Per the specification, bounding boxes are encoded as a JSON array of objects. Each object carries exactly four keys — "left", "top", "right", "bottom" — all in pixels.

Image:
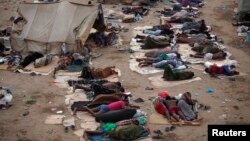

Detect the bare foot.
[{"left": 72, "top": 84, "right": 77, "bottom": 92}]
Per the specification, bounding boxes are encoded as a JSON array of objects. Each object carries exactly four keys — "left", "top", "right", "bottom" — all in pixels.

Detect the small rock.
[
  {"left": 145, "top": 86, "right": 154, "bottom": 90},
  {"left": 22, "top": 111, "right": 30, "bottom": 116},
  {"left": 237, "top": 97, "right": 245, "bottom": 101},
  {"left": 240, "top": 117, "right": 244, "bottom": 120},
  {"left": 233, "top": 105, "right": 239, "bottom": 110}
]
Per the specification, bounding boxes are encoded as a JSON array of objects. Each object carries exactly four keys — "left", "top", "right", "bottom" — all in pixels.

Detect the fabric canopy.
[
  {"left": 238, "top": 0, "right": 250, "bottom": 13},
  {"left": 11, "top": 0, "right": 104, "bottom": 54},
  {"left": 18, "top": 1, "right": 98, "bottom": 44}
]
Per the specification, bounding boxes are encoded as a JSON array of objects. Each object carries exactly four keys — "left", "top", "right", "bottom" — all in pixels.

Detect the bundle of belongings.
[
  {"left": 122, "top": 6, "right": 149, "bottom": 23},
  {"left": 153, "top": 91, "right": 204, "bottom": 125},
  {"left": 88, "top": 26, "right": 119, "bottom": 48},
  {"left": 66, "top": 74, "right": 149, "bottom": 140},
  {"left": 0, "top": 87, "right": 13, "bottom": 109}
]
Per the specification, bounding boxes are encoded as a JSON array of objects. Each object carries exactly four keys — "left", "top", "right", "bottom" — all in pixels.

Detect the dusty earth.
[{"left": 0, "top": 0, "right": 250, "bottom": 141}]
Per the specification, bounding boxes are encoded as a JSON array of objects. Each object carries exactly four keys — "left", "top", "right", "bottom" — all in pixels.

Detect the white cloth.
[
  {"left": 0, "top": 94, "right": 13, "bottom": 106},
  {"left": 174, "top": 93, "right": 183, "bottom": 100},
  {"left": 204, "top": 53, "right": 213, "bottom": 61}
]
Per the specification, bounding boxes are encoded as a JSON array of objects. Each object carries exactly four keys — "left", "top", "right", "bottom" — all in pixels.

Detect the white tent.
[
  {"left": 11, "top": 0, "right": 104, "bottom": 54},
  {"left": 236, "top": 0, "right": 250, "bottom": 23}
]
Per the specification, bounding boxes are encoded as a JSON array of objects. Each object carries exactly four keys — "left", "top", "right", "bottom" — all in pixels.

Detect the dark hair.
[
  {"left": 120, "top": 87, "right": 125, "bottom": 92},
  {"left": 165, "top": 96, "right": 171, "bottom": 100},
  {"left": 176, "top": 53, "right": 181, "bottom": 59},
  {"left": 205, "top": 68, "right": 209, "bottom": 73},
  {"left": 116, "top": 82, "right": 122, "bottom": 87},
  {"left": 223, "top": 52, "right": 227, "bottom": 58},
  {"left": 88, "top": 1, "right": 92, "bottom": 4},
  {"left": 231, "top": 65, "right": 236, "bottom": 69}
]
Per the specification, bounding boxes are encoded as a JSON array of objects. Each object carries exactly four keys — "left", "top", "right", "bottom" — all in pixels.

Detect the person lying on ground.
[
  {"left": 82, "top": 100, "right": 140, "bottom": 117},
  {"left": 137, "top": 35, "right": 171, "bottom": 43},
  {"left": 73, "top": 81, "right": 125, "bottom": 96},
  {"left": 163, "top": 99, "right": 186, "bottom": 122},
  {"left": 83, "top": 123, "right": 149, "bottom": 141},
  {"left": 163, "top": 64, "right": 194, "bottom": 81},
  {"left": 136, "top": 53, "right": 182, "bottom": 68},
  {"left": 153, "top": 96, "right": 171, "bottom": 120},
  {"left": 144, "top": 47, "right": 177, "bottom": 58},
  {"left": 205, "top": 64, "right": 239, "bottom": 77},
  {"left": 176, "top": 92, "right": 201, "bottom": 121},
  {"left": 177, "top": 35, "right": 209, "bottom": 44},
  {"left": 53, "top": 53, "right": 73, "bottom": 78},
  {"left": 0, "top": 42, "right": 6, "bottom": 57},
  {"left": 190, "top": 51, "right": 227, "bottom": 61},
  {"left": 72, "top": 93, "right": 132, "bottom": 115},
  {"left": 190, "top": 42, "right": 222, "bottom": 55},
  {"left": 0, "top": 87, "right": 13, "bottom": 109},
  {"left": 142, "top": 22, "right": 174, "bottom": 36},
  {"left": 16, "top": 52, "right": 44, "bottom": 69},
  {"left": 168, "top": 17, "right": 194, "bottom": 24}
]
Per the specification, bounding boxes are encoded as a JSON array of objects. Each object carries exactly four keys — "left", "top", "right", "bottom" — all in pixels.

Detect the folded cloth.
[{"left": 34, "top": 54, "right": 53, "bottom": 68}]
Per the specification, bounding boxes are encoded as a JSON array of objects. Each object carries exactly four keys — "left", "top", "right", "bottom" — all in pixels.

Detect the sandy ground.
[{"left": 0, "top": 0, "right": 250, "bottom": 141}]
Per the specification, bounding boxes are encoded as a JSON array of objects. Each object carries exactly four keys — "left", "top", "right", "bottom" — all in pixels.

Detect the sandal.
[
  {"left": 153, "top": 130, "right": 163, "bottom": 135},
  {"left": 64, "top": 127, "right": 69, "bottom": 133},
  {"left": 71, "top": 125, "right": 75, "bottom": 131},
  {"left": 152, "top": 135, "right": 164, "bottom": 139}
]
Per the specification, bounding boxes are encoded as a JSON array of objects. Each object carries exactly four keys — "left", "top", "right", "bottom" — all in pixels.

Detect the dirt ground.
[{"left": 0, "top": 0, "right": 250, "bottom": 141}]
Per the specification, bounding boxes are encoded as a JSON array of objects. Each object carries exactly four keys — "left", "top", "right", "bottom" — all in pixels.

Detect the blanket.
[
  {"left": 148, "top": 75, "right": 202, "bottom": 88},
  {"left": 20, "top": 56, "right": 59, "bottom": 75}
]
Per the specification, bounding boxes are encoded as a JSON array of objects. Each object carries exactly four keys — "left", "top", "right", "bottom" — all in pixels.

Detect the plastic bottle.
[{"left": 61, "top": 42, "right": 67, "bottom": 55}]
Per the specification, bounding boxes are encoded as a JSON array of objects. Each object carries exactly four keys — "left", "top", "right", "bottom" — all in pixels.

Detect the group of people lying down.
[
  {"left": 154, "top": 91, "right": 202, "bottom": 122},
  {"left": 68, "top": 75, "right": 150, "bottom": 140}
]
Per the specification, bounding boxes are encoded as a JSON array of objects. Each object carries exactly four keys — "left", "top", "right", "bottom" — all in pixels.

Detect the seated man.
[
  {"left": 83, "top": 100, "right": 140, "bottom": 117},
  {"left": 205, "top": 64, "right": 239, "bottom": 76}
]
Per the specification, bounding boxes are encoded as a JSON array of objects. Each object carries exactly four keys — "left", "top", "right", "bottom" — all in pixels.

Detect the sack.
[{"left": 34, "top": 54, "right": 53, "bottom": 68}]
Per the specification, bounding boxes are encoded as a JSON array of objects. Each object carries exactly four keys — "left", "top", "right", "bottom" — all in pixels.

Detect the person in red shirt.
[
  {"left": 205, "top": 64, "right": 239, "bottom": 77},
  {"left": 84, "top": 100, "right": 140, "bottom": 117}
]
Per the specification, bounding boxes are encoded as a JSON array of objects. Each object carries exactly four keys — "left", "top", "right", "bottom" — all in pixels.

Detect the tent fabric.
[
  {"left": 236, "top": 0, "right": 250, "bottom": 22},
  {"left": 18, "top": 1, "right": 97, "bottom": 43},
  {"left": 238, "top": 0, "right": 250, "bottom": 12},
  {"left": 11, "top": 1, "right": 103, "bottom": 54}
]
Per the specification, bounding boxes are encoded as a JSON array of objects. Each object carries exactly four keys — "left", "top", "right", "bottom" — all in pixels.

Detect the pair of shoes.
[
  {"left": 145, "top": 86, "right": 154, "bottom": 90},
  {"left": 152, "top": 135, "right": 164, "bottom": 139},
  {"left": 64, "top": 125, "right": 75, "bottom": 133},
  {"left": 134, "top": 98, "right": 144, "bottom": 103},
  {"left": 165, "top": 125, "right": 176, "bottom": 132},
  {"left": 153, "top": 130, "right": 163, "bottom": 135}
]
